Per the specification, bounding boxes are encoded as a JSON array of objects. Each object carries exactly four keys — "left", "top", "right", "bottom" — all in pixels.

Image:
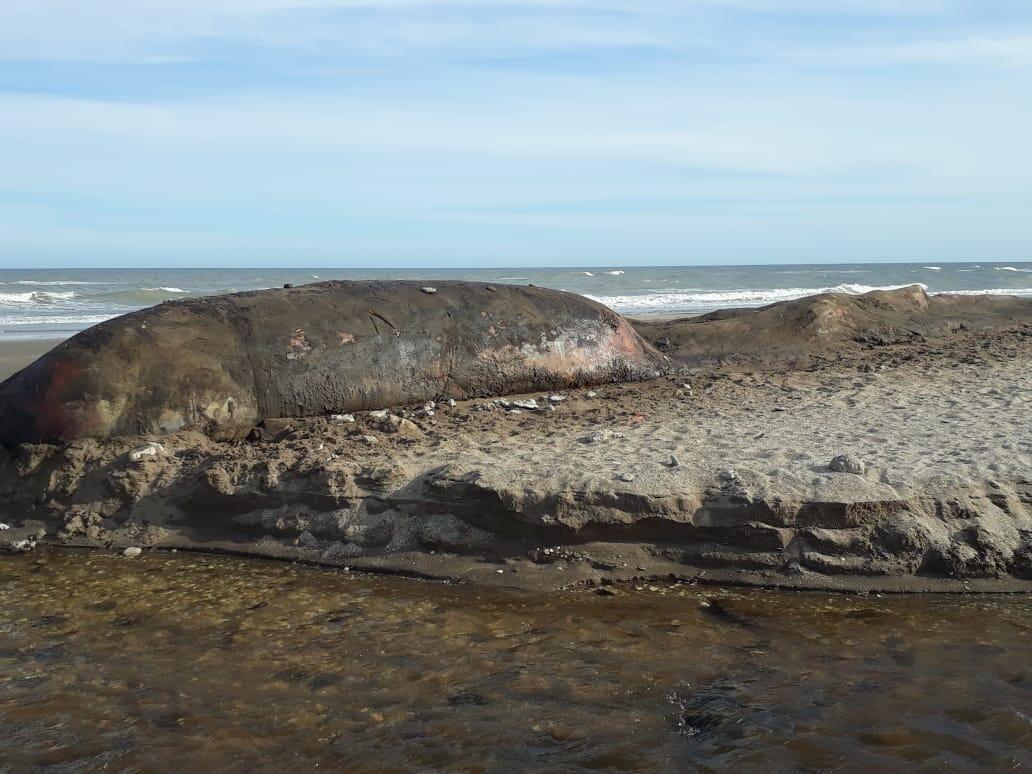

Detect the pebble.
[
  {"left": 586, "top": 391, "right": 598, "bottom": 398},
  {"left": 330, "top": 414, "right": 355, "bottom": 423},
  {"left": 0, "top": 522, "right": 10, "bottom": 531},
  {"left": 668, "top": 454, "right": 681, "bottom": 468},
  {"left": 358, "top": 435, "right": 379, "bottom": 444},
  {"left": 501, "top": 398, "right": 538, "bottom": 410},
  {"left": 128, "top": 442, "right": 164, "bottom": 462},
  {"left": 548, "top": 395, "right": 566, "bottom": 403},
  {"left": 447, "top": 399, "right": 456, "bottom": 407},
  {"left": 123, "top": 546, "right": 143, "bottom": 558},
  {"left": 829, "top": 454, "right": 865, "bottom": 475},
  {"left": 718, "top": 468, "right": 738, "bottom": 482},
  {"left": 368, "top": 409, "right": 389, "bottom": 419},
  {"left": 581, "top": 428, "right": 625, "bottom": 444},
  {"left": 10, "top": 538, "right": 35, "bottom": 553},
  {"left": 420, "top": 286, "right": 437, "bottom": 294},
  {"left": 619, "top": 472, "right": 636, "bottom": 482}
]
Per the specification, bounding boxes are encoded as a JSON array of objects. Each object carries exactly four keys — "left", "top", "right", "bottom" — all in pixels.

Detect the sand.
[
  {"left": 1, "top": 287, "right": 1030, "bottom": 592},
  {"left": 0, "top": 339, "right": 52, "bottom": 380}
]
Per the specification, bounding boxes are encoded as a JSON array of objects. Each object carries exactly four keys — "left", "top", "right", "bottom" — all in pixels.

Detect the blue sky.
[{"left": 1, "top": 0, "right": 1031, "bottom": 268}]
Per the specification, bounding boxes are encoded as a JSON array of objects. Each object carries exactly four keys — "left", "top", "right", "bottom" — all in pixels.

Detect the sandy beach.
[
  {"left": 0, "top": 338, "right": 52, "bottom": 381},
  {"left": 2, "top": 285, "right": 1029, "bottom": 592}
]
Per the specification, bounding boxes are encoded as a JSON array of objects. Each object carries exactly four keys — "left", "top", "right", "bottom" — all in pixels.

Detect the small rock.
[
  {"left": 681, "top": 383, "right": 693, "bottom": 393},
  {"left": 586, "top": 391, "right": 597, "bottom": 398},
  {"left": 619, "top": 472, "right": 636, "bottom": 482},
  {"left": 486, "top": 285, "right": 496, "bottom": 292},
  {"left": 9, "top": 538, "right": 35, "bottom": 553},
  {"left": 548, "top": 395, "right": 566, "bottom": 403},
  {"left": 128, "top": 442, "right": 164, "bottom": 463},
  {"left": 296, "top": 530, "right": 320, "bottom": 549},
  {"left": 829, "top": 454, "right": 865, "bottom": 475},
  {"left": 368, "top": 409, "right": 389, "bottom": 419},
  {"left": 358, "top": 435, "right": 379, "bottom": 445},
  {"left": 420, "top": 286, "right": 437, "bottom": 295},
  {"left": 123, "top": 546, "right": 143, "bottom": 558},
  {"left": 0, "top": 522, "right": 10, "bottom": 531},
  {"left": 501, "top": 398, "right": 538, "bottom": 410},
  {"left": 667, "top": 454, "right": 681, "bottom": 468},
  {"left": 330, "top": 413, "right": 355, "bottom": 423},
  {"left": 718, "top": 468, "right": 738, "bottom": 482},
  {"left": 447, "top": 398, "right": 456, "bottom": 407},
  {"left": 595, "top": 587, "right": 617, "bottom": 597},
  {"left": 581, "top": 428, "right": 625, "bottom": 444},
  {"left": 283, "top": 283, "right": 293, "bottom": 289},
  {"left": 507, "top": 409, "right": 522, "bottom": 415},
  {"left": 393, "top": 417, "right": 422, "bottom": 438}
]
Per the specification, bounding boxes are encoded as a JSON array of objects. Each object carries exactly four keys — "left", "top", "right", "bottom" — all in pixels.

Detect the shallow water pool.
[{"left": 1, "top": 549, "right": 1029, "bottom": 771}]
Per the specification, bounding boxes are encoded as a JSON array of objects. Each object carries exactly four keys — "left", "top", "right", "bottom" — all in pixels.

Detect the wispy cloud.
[{"left": 1, "top": 0, "right": 1031, "bottom": 265}]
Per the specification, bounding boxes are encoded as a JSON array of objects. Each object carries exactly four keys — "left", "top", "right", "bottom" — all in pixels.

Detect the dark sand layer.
[{"left": 2, "top": 286, "right": 1031, "bottom": 592}]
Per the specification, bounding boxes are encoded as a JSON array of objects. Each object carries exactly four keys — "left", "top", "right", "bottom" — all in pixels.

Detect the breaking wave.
[{"left": 0, "top": 290, "right": 78, "bottom": 304}]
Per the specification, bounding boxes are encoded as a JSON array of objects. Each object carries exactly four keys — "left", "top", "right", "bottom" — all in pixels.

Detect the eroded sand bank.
[{"left": 1, "top": 287, "right": 1030, "bottom": 592}]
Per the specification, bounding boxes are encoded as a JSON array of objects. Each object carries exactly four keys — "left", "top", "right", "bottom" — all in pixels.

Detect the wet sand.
[{"left": 0, "top": 339, "right": 51, "bottom": 380}]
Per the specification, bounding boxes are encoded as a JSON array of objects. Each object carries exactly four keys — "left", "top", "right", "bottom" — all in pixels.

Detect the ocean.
[{"left": 1, "top": 262, "right": 1030, "bottom": 340}]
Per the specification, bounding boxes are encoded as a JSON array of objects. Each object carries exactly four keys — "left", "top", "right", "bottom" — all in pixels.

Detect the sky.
[{"left": 1, "top": 1, "right": 1031, "bottom": 268}]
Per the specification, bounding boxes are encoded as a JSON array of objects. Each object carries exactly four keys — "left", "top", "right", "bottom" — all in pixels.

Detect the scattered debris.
[
  {"left": 128, "top": 442, "right": 164, "bottom": 463},
  {"left": 829, "top": 454, "right": 865, "bottom": 475},
  {"left": 499, "top": 398, "right": 539, "bottom": 410},
  {"left": 581, "top": 428, "right": 625, "bottom": 444}
]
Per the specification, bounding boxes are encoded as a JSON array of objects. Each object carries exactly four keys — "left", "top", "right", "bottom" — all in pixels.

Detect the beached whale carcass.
[{"left": 0, "top": 280, "right": 664, "bottom": 445}]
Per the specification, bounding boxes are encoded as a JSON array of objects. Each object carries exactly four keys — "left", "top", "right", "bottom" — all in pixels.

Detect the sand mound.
[{"left": 633, "top": 285, "right": 1032, "bottom": 367}]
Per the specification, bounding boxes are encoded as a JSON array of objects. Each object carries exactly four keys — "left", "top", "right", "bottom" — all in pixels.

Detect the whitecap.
[{"left": 0, "top": 290, "right": 77, "bottom": 304}]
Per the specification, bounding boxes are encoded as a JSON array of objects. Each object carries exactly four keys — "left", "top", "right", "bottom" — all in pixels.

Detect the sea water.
[{"left": 1, "top": 262, "right": 1030, "bottom": 339}]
